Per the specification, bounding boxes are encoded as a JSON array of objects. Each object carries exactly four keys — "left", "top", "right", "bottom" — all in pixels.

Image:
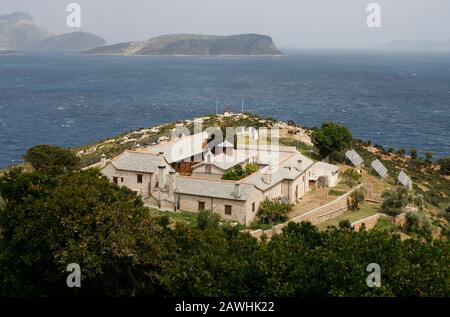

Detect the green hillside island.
[
  {"left": 0, "top": 11, "right": 105, "bottom": 50},
  {"left": 81, "top": 33, "right": 284, "bottom": 56},
  {"left": 0, "top": 113, "right": 449, "bottom": 296}
]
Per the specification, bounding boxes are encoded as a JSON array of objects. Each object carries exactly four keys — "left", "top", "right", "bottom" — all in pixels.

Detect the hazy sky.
[{"left": 2, "top": 0, "right": 450, "bottom": 48}]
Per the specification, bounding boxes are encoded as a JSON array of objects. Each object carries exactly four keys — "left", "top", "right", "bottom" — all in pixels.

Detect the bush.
[
  {"left": 341, "top": 169, "right": 361, "bottom": 187},
  {"left": 381, "top": 186, "right": 413, "bottom": 215},
  {"left": 424, "top": 151, "right": 433, "bottom": 162},
  {"left": 396, "top": 148, "right": 406, "bottom": 156},
  {"left": 196, "top": 209, "right": 221, "bottom": 230},
  {"left": 257, "top": 198, "right": 293, "bottom": 224},
  {"left": 311, "top": 122, "right": 352, "bottom": 158},
  {"left": 24, "top": 144, "right": 80, "bottom": 171},
  {"left": 222, "top": 163, "right": 259, "bottom": 180},
  {"left": 410, "top": 149, "right": 418, "bottom": 159},
  {"left": 405, "top": 211, "right": 432, "bottom": 237},
  {"left": 438, "top": 157, "right": 450, "bottom": 175},
  {"left": 349, "top": 187, "right": 366, "bottom": 210}
]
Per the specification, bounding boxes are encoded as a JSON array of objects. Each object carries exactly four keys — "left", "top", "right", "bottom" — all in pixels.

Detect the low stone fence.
[{"left": 250, "top": 185, "right": 363, "bottom": 239}]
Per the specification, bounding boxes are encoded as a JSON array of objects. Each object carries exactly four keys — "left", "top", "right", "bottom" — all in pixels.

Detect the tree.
[
  {"left": 311, "top": 122, "right": 352, "bottom": 158},
  {"left": 350, "top": 187, "right": 366, "bottom": 210},
  {"left": 197, "top": 209, "right": 221, "bottom": 230},
  {"left": 387, "top": 147, "right": 395, "bottom": 154},
  {"left": 24, "top": 144, "right": 80, "bottom": 171},
  {"left": 0, "top": 167, "right": 161, "bottom": 296},
  {"left": 257, "top": 198, "right": 293, "bottom": 224},
  {"left": 405, "top": 211, "right": 432, "bottom": 238},
  {"left": 438, "top": 157, "right": 450, "bottom": 175},
  {"left": 396, "top": 148, "right": 406, "bottom": 156},
  {"left": 381, "top": 186, "right": 413, "bottom": 215},
  {"left": 424, "top": 151, "right": 433, "bottom": 162},
  {"left": 410, "top": 149, "right": 417, "bottom": 159}
]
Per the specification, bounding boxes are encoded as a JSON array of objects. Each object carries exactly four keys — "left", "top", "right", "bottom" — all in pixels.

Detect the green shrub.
[
  {"left": 24, "top": 144, "right": 80, "bottom": 171},
  {"left": 438, "top": 157, "right": 450, "bottom": 175},
  {"left": 341, "top": 169, "right": 361, "bottom": 187},
  {"left": 405, "top": 211, "right": 432, "bottom": 237},
  {"left": 329, "top": 189, "right": 346, "bottom": 196},
  {"left": 196, "top": 209, "right": 221, "bottom": 230},
  {"left": 350, "top": 187, "right": 366, "bottom": 210},
  {"left": 257, "top": 198, "right": 293, "bottom": 224},
  {"left": 381, "top": 186, "right": 413, "bottom": 215}
]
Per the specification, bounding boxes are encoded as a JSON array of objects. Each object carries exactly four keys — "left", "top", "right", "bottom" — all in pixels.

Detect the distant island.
[
  {"left": 380, "top": 39, "right": 450, "bottom": 51},
  {"left": 0, "top": 49, "right": 18, "bottom": 55},
  {"left": 81, "top": 34, "right": 284, "bottom": 56},
  {"left": 0, "top": 11, "right": 105, "bottom": 50}
]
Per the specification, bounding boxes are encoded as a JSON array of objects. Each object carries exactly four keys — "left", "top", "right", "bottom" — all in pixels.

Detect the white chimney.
[
  {"left": 158, "top": 165, "right": 166, "bottom": 189},
  {"left": 168, "top": 170, "right": 176, "bottom": 196},
  {"left": 100, "top": 154, "right": 106, "bottom": 167},
  {"left": 297, "top": 159, "right": 303, "bottom": 171},
  {"left": 233, "top": 182, "right": 241, "bottom": 198},
  {"left": 262, "top": 167, "right": 272, "bottom": 184}
]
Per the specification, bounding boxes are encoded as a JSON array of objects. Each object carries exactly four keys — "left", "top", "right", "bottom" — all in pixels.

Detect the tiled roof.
[
  {"left": 243, "top": 152, "right": 314, "bottom": 191},
  {"left": 144, "top": 131, "right": 208, "bottom": 163},
  {"left": 175, "top": 177, "right": 254, "bottom": 201},
  {"left": 110, "top": 151, "right": 164, "bottom": 173}
]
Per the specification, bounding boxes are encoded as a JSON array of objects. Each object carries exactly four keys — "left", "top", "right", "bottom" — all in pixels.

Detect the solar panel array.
[
  {"left": 398, "top": 171, "right": 413, "bottom": 189},
  {"left": 371, "top": 159, "right": 388, "bottom": 178},
  {"left": 345, "top": 150, "right": 363, "bottom": 166}
]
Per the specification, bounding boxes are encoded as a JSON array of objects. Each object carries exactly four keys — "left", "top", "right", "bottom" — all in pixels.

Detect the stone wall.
[{"left": 250, "top": 185, "right": 362, "bottom": 238}]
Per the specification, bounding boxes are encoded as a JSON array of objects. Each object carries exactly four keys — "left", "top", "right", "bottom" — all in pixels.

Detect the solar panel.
[
  {"left": 345, "top": 150, "right": 363, "bottom": 166},
  {"left": 397, "top": 171, "right": 413, "bottom": 189},
  {"left": 371, "top": 159, "right": 388, "bottom": 178}
]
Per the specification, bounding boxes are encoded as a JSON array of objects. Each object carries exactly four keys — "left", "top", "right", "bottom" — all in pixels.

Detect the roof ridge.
[{"left": 177, "top": 174, "right": 254, "bottom": 186}]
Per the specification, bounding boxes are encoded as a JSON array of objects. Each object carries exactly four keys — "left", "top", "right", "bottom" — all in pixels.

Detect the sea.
[{"left": 0, "top": 49, "right": 449, "bottom": 168}]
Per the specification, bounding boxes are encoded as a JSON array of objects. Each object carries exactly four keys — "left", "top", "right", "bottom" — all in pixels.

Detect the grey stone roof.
[
  {"left": 243, "top": 152, "right": 314, "bottom": 191},
  {"left": 175, "top": 177, "right": 254, "bottom": 201},
  {"left": 313, "top": 161, "right": 340, "bottom": 174},
  {"left": 145, "top": 131, "right": 208, "bottom": 163},
  {"left": 111, "top": 151, "right": 164, "bottom": 173}
]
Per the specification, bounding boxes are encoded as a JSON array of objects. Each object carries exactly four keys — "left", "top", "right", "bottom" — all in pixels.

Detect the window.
[
  {"left": 225, "top": 205, "right": 232, "bottom": 215},
  {"left": 121, "top": 178, "right": 124, "bottom": 183},
  {"left": 113, "top": 177, "right": 118, "bottom": 184},
  {"left": 137, "top": 174, "right": 143, "bottom": 183},
  {"left": 198, "top": 201, "right": 205, "bottom": 211},
  {"left": 252, "top": 202, "right": 256, "bottom": 212},
  {"left": 205, "top": 165, "right": 212, "bottom": 174}
]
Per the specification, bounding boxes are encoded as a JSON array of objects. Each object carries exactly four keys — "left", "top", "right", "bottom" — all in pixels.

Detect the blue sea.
[{"left": 0, "top": 49, "right": 449, "bottom": 168}]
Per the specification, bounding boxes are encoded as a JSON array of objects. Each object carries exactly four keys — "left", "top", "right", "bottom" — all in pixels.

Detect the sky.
[{"left": 1, "top": 0, "right": 450, "bottom": 48}]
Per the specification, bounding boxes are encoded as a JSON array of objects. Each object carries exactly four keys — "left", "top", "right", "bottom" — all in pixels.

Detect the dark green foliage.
[
  {"left": 438, "top": 157, "right": 450, "bottom": 175},
  {"left": 404, "top": 211, "right": 432, "bottom": 238},
  {"left": 311, "top": 122, "right": 352, "bottom": 158},
  {"left": 350, "top": 187, "right": 366, "bottom": 210},
  {"left": 410, "top": 149, "right": 418, "bottom": 159},
  {"left": 396, "top": 148, "right": 406, "bottom": 156},
  {"left": 0, "top": 167, "right": 162, "bottom": 296},
  {"left": 341, "top": 169, "right": 362, "bottom": 187},
  {"left": 381, "top": 186, "right": 413, "bottom": 215},
  {"left": 424, "top": 151, "right": 433, "bottom": 162},
  {"left": 24, "top": 144, "right": 80, "bottom": 171},
  {"left": 222, "top": 163, "right": 259, "bottom": 180},
  {"left": 196, "top": 209, "right": 221, "bottom": 231},
  {"left": 256, "top": 198, "right": 293, "bottom": 224},
  {"left": 222, "top": 165, "right": 245, "bottom": 180}
]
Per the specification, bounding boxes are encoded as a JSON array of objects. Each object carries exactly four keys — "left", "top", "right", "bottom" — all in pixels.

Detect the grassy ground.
[
  {"left": 149, "top": 209, "right": 198, "bottom": 227},
  {"left": 317, "top": 202, "right": 381, "bottom": 230}
]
